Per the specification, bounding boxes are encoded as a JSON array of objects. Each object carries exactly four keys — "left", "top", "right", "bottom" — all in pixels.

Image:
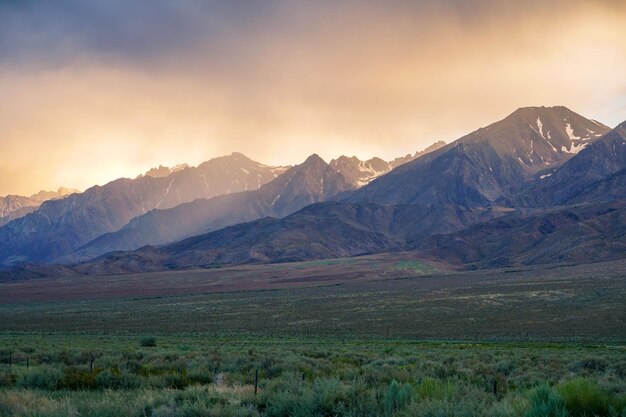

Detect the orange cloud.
[{"left": 0, "top": 0, "right": 624, "bottom": 194}]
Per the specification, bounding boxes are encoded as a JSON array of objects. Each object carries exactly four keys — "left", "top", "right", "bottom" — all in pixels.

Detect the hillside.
[{"left": 416, "top": 200, "right": 626, "bottom": 268}]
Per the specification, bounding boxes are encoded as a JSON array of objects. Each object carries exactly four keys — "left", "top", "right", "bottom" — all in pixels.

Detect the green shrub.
[
  {"left": 571, "top": 358, "right": 608, "bottom": 374},
  {"left": 62, "top": 367, "right": 98, "bottom": 390},
  {"left": 139, "top": 337, "right": 157, "bottom": 347},
  {"left": 557, "top": 378, "right": 611, "bottom": 417},
  {"left": 614, "top": 361, "right": 626, "bottom": 379},
  {"left": 384, "top": 380, "right": 413, "bottom": 415},
  {"left": 162, "top": 372, "right": 189, "bottom": 389},
  {"left": 525, "top": 385, "right": 568, "bottom": 417},
  {"left": 0, "top": 371, "right": 16, "bottom": 387},
  {"left": 345, "top": 378, "right": 379, "bottom": 417},
  {"left": 308, "top": 377, "right": 349, "bottom": 416},
  {"left": 264, "top": 378, "right": 349, "bottom": 417},
  {"left": 96, "top": 368, "right": 140, "bottom": 389},
  {"left": 416, "top": 377, "right": 455, "bottom": 400},
  {"left": 17, "top": 366, "right": 63, "bottom": 390},
  {"left": 489, "top": 394, "right": 527, "bottom": 417}
]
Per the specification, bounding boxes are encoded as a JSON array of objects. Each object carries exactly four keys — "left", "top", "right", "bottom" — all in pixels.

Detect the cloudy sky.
[{"left": 1, "top": 0, "right": 625, "bottom": 195}]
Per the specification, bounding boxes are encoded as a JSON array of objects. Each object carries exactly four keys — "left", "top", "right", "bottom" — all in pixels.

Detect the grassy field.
[
  {"left": 0, "top": 255, "right": 625, "bottom": 416},
  {"left": 0, "top": 255, "right": 624, "bottom": 340}
]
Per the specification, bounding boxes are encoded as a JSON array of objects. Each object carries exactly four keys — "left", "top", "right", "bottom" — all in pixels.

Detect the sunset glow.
[{"left": 1, "top": 0, "right": 625, "bottom": 194}]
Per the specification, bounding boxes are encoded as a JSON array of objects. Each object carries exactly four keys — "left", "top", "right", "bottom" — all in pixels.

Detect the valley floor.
[
  {"left": 0, "top": 256, "right": 625, "bottom": 416},
  {"left": 0, "top": 255, "right": 624, "bottom": 340}
]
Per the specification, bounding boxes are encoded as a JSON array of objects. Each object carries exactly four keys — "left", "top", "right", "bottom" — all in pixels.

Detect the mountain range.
[
  {"left": 1, "top": 106, "right": 624, "bottom": 275},
  {"left": 66, "top": 144, "right": 449, "bottom": 262},
  {"left": 0, "top": 145, "right": 444, "bottom": 266},
  {"left": 0, "top": 153, "right": 289, "bottom": 264},
  {"left": 65, "top": 154, "right": 353, "bottom": 261},
  {"left": 0, "top": 187, "right": 79, "bottom": 227}
]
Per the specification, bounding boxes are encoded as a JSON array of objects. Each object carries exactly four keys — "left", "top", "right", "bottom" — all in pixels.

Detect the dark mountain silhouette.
[{"left": 415, "top": 200, "right": 626, "bottom": 268}]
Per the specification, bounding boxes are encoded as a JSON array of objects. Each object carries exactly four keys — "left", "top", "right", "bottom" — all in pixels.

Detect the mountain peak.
[
  {"left": 508, "top": 105, "right": 574, "bottom": 119},
  {"left": 302, "top": 153, "right": 327, "bottom": 165},
  {"left": 0, "top": 187, "right": 79, "bottom": 227},
  {"left": 142, "top": 163, "right": 189, "bottom": 178},
  {"left": 56, "top": 187, "right": 79, "bottom": 195},
  {"left": 328, "top": 141, "right": 448, "bottom": 188},
  {"left": 460, "top": 106, "right": 611, "bottom": 173}
]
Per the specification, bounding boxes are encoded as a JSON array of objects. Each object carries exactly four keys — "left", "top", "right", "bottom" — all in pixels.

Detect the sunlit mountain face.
[{"left": 1, "top": 0, "right": 625, "bottom": 196}]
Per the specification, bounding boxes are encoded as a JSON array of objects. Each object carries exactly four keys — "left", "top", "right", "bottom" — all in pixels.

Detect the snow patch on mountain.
[
  {"left": 537, "top": 117, "right": 545, "bottom": 139},
  {"left": 565, "top": 123, "right": 581, "bottom": 141}
]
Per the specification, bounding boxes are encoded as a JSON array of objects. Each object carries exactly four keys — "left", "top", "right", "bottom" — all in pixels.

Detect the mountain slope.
[
  {"left": 63, "top": 201, "right": 509, "bottom": 274},
  {"left": 345, "top": 107, "right": 609, "bottom": 206},
  {"left": 508, "top": 121, "right": 626, "bottom": 207},
  {"left": 82, "top": 199, "right": 626, "bottom": 274},
  {"left": 0, "top": 153, "right": 288, "bottom": 265},
  {"left": 69, "top": 155, "right": 355, "bottom": 261},
  {"left": 416, "top": 200, "right": 626, "bottom": 268},
  {"left": 0, "top": 195, "right": 40, "bottom": 226},
  {"left": 133, "top": 152, "right": 289, "bottom": 210}
]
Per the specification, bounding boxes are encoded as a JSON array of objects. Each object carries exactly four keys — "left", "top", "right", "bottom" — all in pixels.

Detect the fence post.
[
  {"left": 492, "top": 379, "right": 497, "bottom": 396},
  {"left": 254, "top": 368, "right": 259, "bottom": 395}
]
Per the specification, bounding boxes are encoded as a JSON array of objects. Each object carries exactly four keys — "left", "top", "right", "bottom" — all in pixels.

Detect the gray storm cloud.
[{"left": 0, "top": 0, "right": 625, "bottom": 194}]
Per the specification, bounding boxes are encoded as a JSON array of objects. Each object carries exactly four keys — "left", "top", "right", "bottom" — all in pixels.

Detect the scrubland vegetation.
[
  {"left": 1, "top": 259, "right": 624, "bottom": 416},
  {"left": 0, "top": 334, "right": 624, "bottom": 417}
]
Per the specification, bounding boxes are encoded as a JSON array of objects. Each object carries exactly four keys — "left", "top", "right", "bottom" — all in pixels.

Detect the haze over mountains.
[
  {"left": 67, "top": 154, "right": 354, "bottom": 261},
  {"left": 0, "top": 145, "right": 445, "bottom": 266},
  {"left": 65, "top": 146, "right": 450, "bottom": 261},
  {"left": 0, "top": 153, "right": 289, "bottom": 264},
  {"left": 69, "top": 144, "right": 459, "bottom": 261},
  {"left": 0, "top": 106, "right": 624, "bottom": 276}
]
